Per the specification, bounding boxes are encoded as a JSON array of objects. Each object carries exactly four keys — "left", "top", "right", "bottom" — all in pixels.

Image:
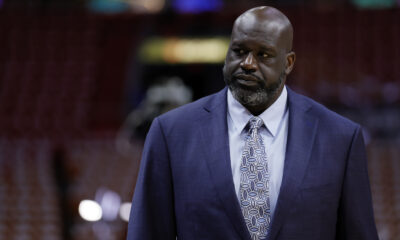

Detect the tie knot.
[{"left": 248, "top": 116, "right": 263, "bottom": 130}]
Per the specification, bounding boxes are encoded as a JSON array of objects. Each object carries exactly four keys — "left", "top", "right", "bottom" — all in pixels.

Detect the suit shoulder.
[
  {"left": 159, "top": 92, "right": 215, "bottom": 119},
  {"left": 293, "top": 91, "right": 360, "bottom": 131},
  {"left": 155, "top": 89, "right": 225, "bottom": 131}
]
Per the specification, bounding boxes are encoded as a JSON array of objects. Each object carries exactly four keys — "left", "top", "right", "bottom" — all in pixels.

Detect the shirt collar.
[{"left": 227, "top": 86, "right": 288, "bottom": 137}]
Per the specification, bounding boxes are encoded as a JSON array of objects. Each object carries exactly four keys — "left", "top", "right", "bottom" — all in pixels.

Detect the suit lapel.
[
  {"left": 198, "top": 88, "right": 251, "bottom": 240},
  {"left": 267, "top": 88, "right": 319, "bottom": 240}
]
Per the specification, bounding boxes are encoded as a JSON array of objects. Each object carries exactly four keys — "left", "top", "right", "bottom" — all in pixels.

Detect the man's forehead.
[
  {"left": 231, "top": 6, "right": 293, "bottom": 51},
  {"left": 233, "top": 16, "right": 283, "bottom": 39},
  {"left": 231, "top": 18, "right": 285, "bottom": 49}
]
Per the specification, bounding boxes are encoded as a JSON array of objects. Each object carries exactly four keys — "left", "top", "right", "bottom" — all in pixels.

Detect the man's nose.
[{"left": 240, "top": 52, "right": 257, "bottom": 72}]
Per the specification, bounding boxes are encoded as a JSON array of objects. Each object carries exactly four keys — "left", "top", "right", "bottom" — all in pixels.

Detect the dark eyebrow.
[
  {"left": 230, "top": 40, "right": 277, "bottom": 55},
  {"left": 230, "top": 41, "right": 244, "bottom": 48},
  {"left": 259, "top": 46, "right": 276, "bottom": 54},
  {"left": 258, "top": 41, "right": 276, "bottom": 50}
]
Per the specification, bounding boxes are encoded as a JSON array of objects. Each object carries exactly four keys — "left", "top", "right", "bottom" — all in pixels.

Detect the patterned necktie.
[{"left": 239, "top": 116, "right": 271, "bottom": 240}]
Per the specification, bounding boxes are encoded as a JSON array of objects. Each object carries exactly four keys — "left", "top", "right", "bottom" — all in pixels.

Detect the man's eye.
[
  {"left": 233, "top": 49, "right": 245, "bottom": 55},
  {"left": 259, "top": 52, "right": 269, "bottom": 58}
]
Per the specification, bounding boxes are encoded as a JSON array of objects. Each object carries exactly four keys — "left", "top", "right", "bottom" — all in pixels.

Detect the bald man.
[{"left": 127, "top": 6, "right": 378, "bottom": 240}]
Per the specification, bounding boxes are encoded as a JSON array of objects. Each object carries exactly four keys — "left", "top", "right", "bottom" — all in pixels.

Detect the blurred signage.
[
  {"left": 88, "top": 0, "right": 130, "bottom": 13},
  {"left": 139, "top": 37, "right": 230, "bottom": 64},
  {"left": 172, "top": 0, "right": 223, "bottom": 13},
  {"left": 88, "top": 0, "right": 165, "bottom": 13},
  {"left": 351, "top": 0, "right": 396, "bottom": 8}
]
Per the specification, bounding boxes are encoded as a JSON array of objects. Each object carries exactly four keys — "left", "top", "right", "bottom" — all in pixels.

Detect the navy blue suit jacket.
[{"left": 127, "top": 87, "right": 378, "bottom": 240}]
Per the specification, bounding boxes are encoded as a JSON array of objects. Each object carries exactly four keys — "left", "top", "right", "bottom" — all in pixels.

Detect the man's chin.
[{"left": 229, "top": 85, "right": 269, "bottom": 108}]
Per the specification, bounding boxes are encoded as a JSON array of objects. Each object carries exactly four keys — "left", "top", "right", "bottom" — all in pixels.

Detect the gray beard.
[{"left": 226, "top": 73, "right": 285, "bottom": 109}]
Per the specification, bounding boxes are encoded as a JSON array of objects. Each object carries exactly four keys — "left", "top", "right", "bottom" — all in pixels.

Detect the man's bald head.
[
  {"left": 223, "top": 6, "right": 296, "bottom": 115},
  {"left": 233, "top": 6, "right": 293, "bottom": 52}
]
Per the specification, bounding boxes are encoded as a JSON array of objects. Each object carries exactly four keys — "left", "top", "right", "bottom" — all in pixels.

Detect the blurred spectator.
[{"left": 116, "top": 77, "right": 192, "bottom": 155}]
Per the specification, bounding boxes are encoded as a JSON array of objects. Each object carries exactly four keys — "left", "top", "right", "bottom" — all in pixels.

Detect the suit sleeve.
[
  {"left": 336, "top": 126, "right": 379, "bottom": 240},
  {"left": 127, "top": 117, "right": 176, "bottom": 239}
]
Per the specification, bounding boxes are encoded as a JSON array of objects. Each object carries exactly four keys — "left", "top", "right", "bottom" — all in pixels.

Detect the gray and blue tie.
[{"left": 239, "top": 116, "right": 271, "bottom": 240}]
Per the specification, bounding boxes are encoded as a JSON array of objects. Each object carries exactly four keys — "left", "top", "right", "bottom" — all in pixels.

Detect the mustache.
[{"left": 232, "top": 72, "right": 263, "bottom": 82}]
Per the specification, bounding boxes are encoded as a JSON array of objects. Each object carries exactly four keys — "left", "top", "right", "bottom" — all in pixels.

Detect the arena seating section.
[{"left": 0, "top": 11, "right": 140, "bottom": 240}]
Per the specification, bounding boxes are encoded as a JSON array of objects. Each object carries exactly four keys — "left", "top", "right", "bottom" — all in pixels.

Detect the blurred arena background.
[{"left": 0, "top": 0, "right": 400, "bottom": 239}]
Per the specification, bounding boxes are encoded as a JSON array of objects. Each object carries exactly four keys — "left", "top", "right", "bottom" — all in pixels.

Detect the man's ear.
[{"left": 285, "top": 51, "right": 296, "bottom": 75}]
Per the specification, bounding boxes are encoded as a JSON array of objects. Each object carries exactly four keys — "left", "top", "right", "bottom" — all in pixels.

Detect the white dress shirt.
[{"left": 227, "top": 86, "right": 289, "bottom": 217}]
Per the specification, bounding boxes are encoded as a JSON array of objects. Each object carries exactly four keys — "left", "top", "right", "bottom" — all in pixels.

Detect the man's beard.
[{"left": 225, "top": 72, "right": 285, "bottom": 109}]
